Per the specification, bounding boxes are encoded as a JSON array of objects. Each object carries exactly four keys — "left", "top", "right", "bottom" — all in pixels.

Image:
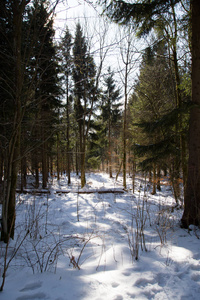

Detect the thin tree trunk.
[
  {"left": 79, "top": 122, "right": 86, "bottom": 188},
  {"left": 76, "top": 141, "right": 79, "bottom": 176},
  {"left": 57, "top": 133, "right": 60, "bottom": 181},
  {"left": 108, "top": 118, "right": 112, "bottom": 178},
  {"left": 157, "top": 167, "right": 161, "bottom": 191},
  {"left": 0, "top": 155, "right": 3, "bottom": 184},
  {"left": 42, "top": 139, "right": 48, "bottom": 189},
  {"left": 20, "top": 155, "right": 27, "bottom": 191},
  {"left": 34, "top": 155, "right": 39, "bottom": 188},
  {"left": 116, "top": 160, "right": 122, "bottom": 181},
  {"left": 132, "top": 159, "right": 136, "bottom": 194},
  {"left": 80, "top": 150, "right": 86, "bottom": 188},
  {"left": 123, "top": 59, "right": 128, "bottom": 190},
  {"left": 151, "top": 164, "right": 156, "bottom": 195},
  {"left": 164, "top": 2, "right": 183, "bottom": 202}
]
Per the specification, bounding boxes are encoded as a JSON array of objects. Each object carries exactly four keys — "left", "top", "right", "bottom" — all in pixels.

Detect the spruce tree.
[
  {"left": 72, "top": 22, "right": 97, "bottom": 187},
  {"left": 60, "top": 26, "right": 73, "bottom": 184},
  {"left": 99, "top": 0, "right": 200, "bottom": 226},
  {"left": 0, "top": 0, "right": 31, "bottom": 242},
  {"left": 130, "top": 42, "right": 183, "bottom": 198},
  {"left": 27, "top": 0, "right": 62, "bottom": 188}
]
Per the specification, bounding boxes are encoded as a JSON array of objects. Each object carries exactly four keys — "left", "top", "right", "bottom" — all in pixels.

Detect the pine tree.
[
  {"left": 130, "top": 42, "right": 185, "bottom": 198},
  {"left": 99, "top": 0, "right": 200, "bottom": 226},
  {"left": 27, "top": 0, "right": 62, "bottom": 188},
  {"left": 60, "top": 26, "right": 73, "bottom": 184},
  {"left": 0, "top": 0, "right": 32, "bottom": 242},
  {"left": 72, "top": 23, "right": 97, "bottom": 187}
]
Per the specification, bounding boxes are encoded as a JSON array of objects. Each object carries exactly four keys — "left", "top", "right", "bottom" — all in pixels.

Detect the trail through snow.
[{"left": 1, "top": 172, "right": 200, "bottom": 299}]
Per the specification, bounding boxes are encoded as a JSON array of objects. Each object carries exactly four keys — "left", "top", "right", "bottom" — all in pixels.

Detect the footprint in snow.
[
  {"left": 134, "top": 277, "right": 155, "bottom": 287},
  {"left": 190, "top": 263, "right": 200, "bottom": 271},
  {"left": 113, "top": 295, "right": 123, "bottom": 300},
  {"left": 112, "top": 282, "right": 120, "bottom": 288},
  {"left": 193, "top": 253, "right": 200, "bottom": 260},
  {"left": 20, "top": 281, "right": 42, "bottom": 292},
  {"left": 17, "top": 282, "right": 47, "bottom": 300},
  {"left": 16, "top": 292, "right": 47, "bottom": 300},
  {"left": 127, "top": 292, "right": 136, "bottom": 299},
  {"left": 122, "top": 271, "right": 131, "bottom": 277},
  {"left": 191, "top": 272, "right": 200, "bottom": 282}
]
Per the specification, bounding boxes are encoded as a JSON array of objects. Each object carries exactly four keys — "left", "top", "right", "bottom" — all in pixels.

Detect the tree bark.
[
  {"left": 66, "top": 95, "right": 71, "bottom": 184},
  {"left": 1, "top": 0, "right": 26, "bottom": 242},
  {"left": 181, "top": 0, "right": 200, "bottom": 227},
  {"left": 151, "top": 163, "right": 156, "bottom": 195},
  {"left": 42, "top": 133, "right": 48, "bottom": 189},
  {"left": 108, "top": 118, "right": 112, "bottom": 178},
  {"left": 57, "top": 133, "right": 60, "bottom": 181}
]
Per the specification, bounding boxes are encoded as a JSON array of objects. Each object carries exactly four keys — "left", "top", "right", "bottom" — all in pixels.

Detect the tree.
[
  {"left": 60, "top": 26, "right": 73, "bottom": 184},
  {"left": 101, "top": 67, "right": 121, "bottom": 177},
  {"left": 27, "top": 0, "right": 62, "bottom": 188},
  {"left": 0, "top": 0, "right": 61, "bottom": 242},
  {"left": 131, "top": 43, "right": 180, "bottom": 197},
  {"left": 181, "top": 0, "right": 200, "bottom": 227},
  {"left": 118, "top": 27, "right": 137, "bottom": 188},
  {"left": 99, "top": 0, "right": 200, "bottom": 226},
  {"left": 0, "top": 0, "right": 31, "bottom": 242},
  {"left": 72, "top": 23, "right": 97, "bottom": 187}
]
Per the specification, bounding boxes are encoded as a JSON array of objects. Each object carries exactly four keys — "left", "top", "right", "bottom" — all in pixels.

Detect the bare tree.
[{"left": 118, "top": 27, "right": 139, "bottom": 189}]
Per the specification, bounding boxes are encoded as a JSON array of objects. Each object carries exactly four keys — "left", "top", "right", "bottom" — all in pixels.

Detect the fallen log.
[
  {"left": 16, "top": 188, "right": 125, "bottom": 195},
  {"left": 56, "top": 188, "right": 125, "bottom": 194},
  {"left": 16, "top": 189, "right": 50, "bottom": 194}
]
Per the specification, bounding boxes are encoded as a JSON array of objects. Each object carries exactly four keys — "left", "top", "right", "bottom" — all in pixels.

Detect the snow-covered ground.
[{"left": 1, "top": 172, "right": 200, "bottom": 299}]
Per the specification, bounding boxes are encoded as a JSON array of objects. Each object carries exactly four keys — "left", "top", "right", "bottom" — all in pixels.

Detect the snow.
[{"left": 1, "top": 172, "right": 200, "bottom": 299}]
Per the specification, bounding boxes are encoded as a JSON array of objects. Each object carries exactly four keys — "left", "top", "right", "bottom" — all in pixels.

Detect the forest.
[{"left": 0, "top": 0, "right": 200, "bottom": 297}]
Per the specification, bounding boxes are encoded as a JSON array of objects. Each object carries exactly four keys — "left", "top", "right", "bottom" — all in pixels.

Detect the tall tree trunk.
[
  {"left": 57, "top": 133, "right": 60, "bottom": 181},
  {"left": 172, "top": 0, "right": 188, "bottom": 194},
  {"left": 66, "top": 103, "right": 71, "bottom": 184},
  {"left": 42, "top": 140, "right": 48, "bottom": 189},
  {"left": 170, "top": 161, "right": 180, "bottom": 205},
  {"left": 157, "top": 167, "right": 161, "bottom": 191},
  {"left": 0, "top": 155, "right": 3, "bottom": 184},
  {"left": 33, "top": 153, "right": 39, "bottom": 188},
  {"left": 108, "top": 118, "right": 112, "bottom": 178},
  {"left": 80, "top": 150, "right": 86, "bottom": 188},
  {"left": 182, "top": 0, "right": 200, "bottom": 227},
  {"left": 20, "top": 155, "right": 27, "bottom": 191},
  {"left": 1, "top": 1, "right": 25, "bottom": 242},
  {"left": 75, "top": 141, "right": 79, "bottom": 176},
  {"left": 122, "top": 53, "right": 128, "bottom": 190},
  {"left": 116, "top": 160, "right": 122, "bottom": 181},
  {"left": 132, "top": 159, "right": 136, "bottom": 194},
  {"left": 79, "top": 122, "right": 86, "bottom": 187},
  {"left": 151, "top": 163, "right": 156, "bottom": 195}
]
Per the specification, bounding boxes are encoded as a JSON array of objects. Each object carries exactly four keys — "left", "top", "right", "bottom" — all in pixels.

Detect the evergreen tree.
[
  {"left": 27, "top": 0, "right": 62, "bottom": 188},
  {"left": 0, "top": 0, "right": 32, "bottom": 242},
  {"left": 60, "top": 26, "right": 73, "bottom": 184},
  {"left": 131, "top": 50, "right": 161, "bottom": 173},
  {"left": 99, "top": 0, "right": 200, "bottom": 226},
  {"left": 131, "top": 42, "right": 187, "bottom": 199},
  {"left": 72, "top": 22, "right": 97, "bottom": 187}
]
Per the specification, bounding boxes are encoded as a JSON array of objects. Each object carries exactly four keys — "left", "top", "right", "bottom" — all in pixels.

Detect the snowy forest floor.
[{"left": 1, "top": 172, "right": 200, "bottom": 299}]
